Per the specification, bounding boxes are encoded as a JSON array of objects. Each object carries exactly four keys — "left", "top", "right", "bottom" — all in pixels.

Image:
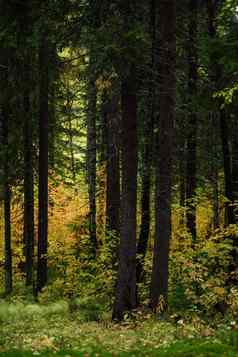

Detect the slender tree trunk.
[
  {"left": 66, "top": 98, "right": 76, "bottom": 183},
  {"left": 112, "top": 72, "right": 138, "bottom": 320},
  {"left": 179, "top": 140, "right": 186, "bottom": 208},
  {"left": 3, "top": 107, "right": 12, "bottom": 295},
  {"left": 20, "top": 1, "right": 35, "bottom": 287},
  {"left": 4, "top": 177, "right": 12, "bottom": 295},
  {"left": 37, "top": 35, "right": 49, "bottom": 293},
  {"left": 49, "top": 84, "right": 56, "bottom": 171},
  {"left": 186, "top": 0, "right": 198, "bottom": 242},
  {"left": 232, "top": 118, "right": 238, "bottom": 220},
  {"left": 136, "top": 0, "right": 156, "bottom": 304},
  {"left": 87, "top": 74, "right": 97, "bottom": 257},
  {"left": 49, "top": 46, "right": 57, "bottom": 171},
  {"left": 0, "top": 51, "right": 13, "bottom": 295},
  {"left": 100, "top": 92, "right": 108, "bottom": 164},
  {"left": 210, "top": 113, "right": 220, "bottom": 229},
  {"left": 106, "top": 96, "right": 120, "bottom": 239},
  {"left": 150, "top": 0, "right": 176, "bottom": 311},
  {"left": 220, "top": 109, "right": 234, "bottom": 225},
  {"left": 207, "top": 0, "right": 234, "bottom": 226},
  {"left": 23, "top": 55, "right": 35, "bottom": 286}
]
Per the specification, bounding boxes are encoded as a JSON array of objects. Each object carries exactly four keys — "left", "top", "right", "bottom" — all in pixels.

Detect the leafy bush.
[{"left": 170, "top": 224, "right": 238, "bottom": 314}]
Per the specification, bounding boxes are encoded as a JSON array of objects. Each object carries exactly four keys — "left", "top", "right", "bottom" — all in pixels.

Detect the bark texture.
[
  {"left": 37, "top": 35, "right": 49, "bottom": 293},
  {"left": 86, "top": 75, "right": 97, "bottom": 257},
  {"left": 106, "top": 96, "right": 120, "bottom": 239},
  {"left": 207, "top": 0, "right": 234, "bottom": 226},
  {"left": 186, "top": 0, "right": 198, "bottom": 241},
  {"left": 150, "top": 0, "right": 176, "bottom": 311},
  {"left": 22, "top": 6, "right": 35, "bottom": 286},
  {"left": 3, "top": 107, "right": 12, "bottom": 295},
  {"left": 136, "top": 0, "right": 156, "bottom": 304},
  {"left": 112, "top": 72, "right": 138, "bottom": 320}
]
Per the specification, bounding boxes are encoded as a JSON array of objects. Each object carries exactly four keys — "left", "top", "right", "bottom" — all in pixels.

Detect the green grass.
[
  {"left": 1, "top": 340, "right": 238, "bottom": 357},
  {"left": 0, "top": 300, "right": 238, "bottom": 356}
]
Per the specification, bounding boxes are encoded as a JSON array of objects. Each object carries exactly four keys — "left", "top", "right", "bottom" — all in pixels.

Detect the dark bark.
[
  {"left": 3, "top": 108, "right": 12, "bottom": 295},
  {"left": 23, "top": 56, "right": 35, "bottom": 286},
  {"left": 210, "top": 114, "right": 220, "bottom": 229},
  {"left": 49, "top": 84, "right": 56, "bottom": 171},
  {"left": 186, "top": 0, "right": 198, "bottom": 242},
  {"left": 220, "top": 109, "right": 234, "bottom": 225},
  {"left": 0, "top": 51, "right": 13, "bottom": 295},
  {"left": 150, "top": 0, "right": 176, "bottom": 311},
  {"left": 4, "top": 174, "right": 12, "bottom": 295},
  {"left": 21, "top": 6, "right": 35, "bottom": 286},
  {"left": 37, "top": 35, "right": 49, "bottom": 293},
  {"left": 112, "top": 72, "right": 138, "bottom": 320},
  {"left": 66, "top": 97, "right": 76, "bottom": 183},
  {"left": 100, "top": 92, "right": 108, "bottom": 164},
  {"left": 86, "top": 75, "right": 97, "bottom": 257},
  {"left": 232, "top": 118, "right": 238, "bottom": 215},
  {"left": 179, "top": 140, "right": 186, "bottom": 209},
  {"left": 105, "top": 96, "right": 120, "bottom": 239},
  {"left": 136, "top": 0, "right": 156, "bottom": 304},
  {"left": 207, "top": 0, "right": 234, "bottom": 226},
  {"left": 48, "top": 46, "right": 57, "bottom": 171}
]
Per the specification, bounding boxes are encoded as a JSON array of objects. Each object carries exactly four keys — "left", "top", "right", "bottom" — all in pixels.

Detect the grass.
[
  {"left": 1, "top": 340, "right": 238, "bottom": 356},
  {"left": 0, "top": 300, "right": 238, "bottom": 356}
]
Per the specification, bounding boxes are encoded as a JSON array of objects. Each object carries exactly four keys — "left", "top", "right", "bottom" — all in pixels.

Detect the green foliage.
[{"left": 170, "top": 223, "right": 238, "bottom": 314}]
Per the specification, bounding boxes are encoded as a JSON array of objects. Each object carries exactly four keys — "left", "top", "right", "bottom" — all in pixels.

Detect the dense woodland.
[{"left": 1, "top": 0, "right": 238, "bottom": 355}]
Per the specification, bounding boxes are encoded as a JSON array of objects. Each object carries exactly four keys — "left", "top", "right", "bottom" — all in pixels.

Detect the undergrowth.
[{"left": 0, "top": 299, "right": 238, "bottom": 355}]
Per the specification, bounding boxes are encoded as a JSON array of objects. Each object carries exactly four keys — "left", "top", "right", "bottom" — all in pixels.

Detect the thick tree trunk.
[
  {"left": 186, "top": 0, "right": 198, "bottom": 242},
  {"left": 37, "top": 35, "right": 49, "bottom": 293},
  {"left": 112, "top": 72, "right": 138, "bottom": 320},
  {"left": 86, "top": 75, "right": 97, "bottom": 257},
  {"left": 150, "top": 0, "right": 176, "bottom": 311},
  {"left": 136, "top": 0, "right": 156, "bottom": 304}
]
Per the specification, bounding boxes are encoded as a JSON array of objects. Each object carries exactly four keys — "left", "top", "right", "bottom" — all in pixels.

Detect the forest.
[{"left": 0, "top": 0, "right": 238, "bottom": 356}]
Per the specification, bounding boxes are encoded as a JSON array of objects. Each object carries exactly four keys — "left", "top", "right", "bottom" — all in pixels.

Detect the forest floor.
[{"left": 0, "top": 300, "right": 238, "bottom": 356}]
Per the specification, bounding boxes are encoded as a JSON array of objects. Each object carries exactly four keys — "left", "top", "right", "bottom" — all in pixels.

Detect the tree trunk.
[
  {"left": 3, "top": 107, "right": 12, "bottom": 295},
  {"left": 37, "top": 35, "right": 49, "bottom": 293},
  {"left": 21, "top": 1, "right": 35, "bottom": 288},
  {"left": 23, "top": 55, "right": 35, "bottom": 287},
  {"left": 106, "top": 96, "right": 120, "bottom": 242},
  {"left": 86, "top": 74, "right": 97, "bottom": 257},
  {"left": 220, "top": 109, "right": 234, "bottom": 225},
  {"left": 150, "top": 0, "right": 176, "bottom": 311},
  {"left": 210, "top": 113, "right": 220, "bottom": 229},
  {"left": 232, "top": 118, "right": 238, "bottom": 221},
  {"left": 136, "top": 0, "right": 156, "bottom": 304},
  {"left": 0, "top": 51, "right": 13, "bottom": 295},
  {"left": 112, "top": 72, "right": 138, "bottom": 320},
  {"left": 186, "top": 0, "right": 198, "bottom": 242},
  {"left": 66, "top": 97, "right": 76, "bottom": 183},
  {"left": 207, "top": 0, "right": 234, "bottom": 226}
]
